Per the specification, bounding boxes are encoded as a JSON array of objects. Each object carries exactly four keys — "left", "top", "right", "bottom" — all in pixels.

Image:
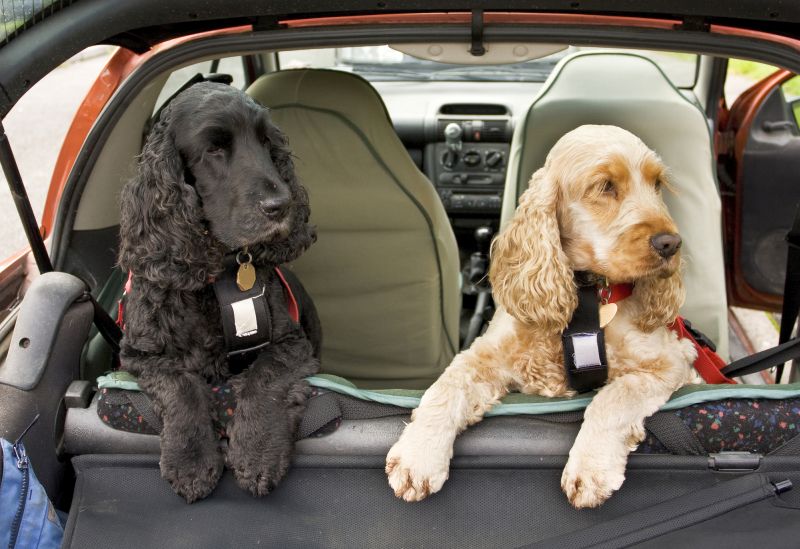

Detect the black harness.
[
  {"left": 213, "top": 256, "right": 274, "bottom": 357},
  {"left": 561, "top": 274, "right": 609, "bottom": 393}
]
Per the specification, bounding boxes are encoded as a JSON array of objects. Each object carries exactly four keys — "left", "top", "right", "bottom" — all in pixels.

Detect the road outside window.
[{"left": 0, "top": 46, "right": 114, "bottom": 262}]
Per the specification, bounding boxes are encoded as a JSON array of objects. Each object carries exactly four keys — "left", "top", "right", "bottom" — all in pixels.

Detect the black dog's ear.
[
  {"left": 118, "top": 105, "right": 222, "bottom": 289},
  {"left": 253, "top": 122, "right": 317, "bottom": 265}
]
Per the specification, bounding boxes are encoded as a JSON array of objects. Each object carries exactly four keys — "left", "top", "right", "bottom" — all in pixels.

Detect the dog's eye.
[
  {"left": 601, "top": 180, "right": 617, "bottom": 198},
  {"left": 654, "top": 179, "right": 663, "bottom": 192},
  {"left": 206, "top": 129, "right": 232, "bottom": 155},
  {"left": 259, "top": 133, "right": 271, "bottom": 146}
]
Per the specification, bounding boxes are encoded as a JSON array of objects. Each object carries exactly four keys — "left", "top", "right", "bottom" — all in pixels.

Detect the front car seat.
[
  {"left": 502, "top": 51, "right": 729, "bottom": 358},
  {"left": 247, "top": 69, "right": 460, "bottom": 389}
]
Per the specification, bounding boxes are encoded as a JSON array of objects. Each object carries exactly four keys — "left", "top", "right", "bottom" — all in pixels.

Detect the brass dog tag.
[
  {"left": 236, "top": 248, "right": 256, "bottom": 292},
  {"left": 599, "top": 303, "right": 617, "bottom": 328}
]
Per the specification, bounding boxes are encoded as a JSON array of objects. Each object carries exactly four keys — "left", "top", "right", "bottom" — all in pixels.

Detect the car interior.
[
  {"left": 2, "top": 17, "right": 800, "bottom": 545},
  {"left": 42, "top": 37, "right": 787, "bottom": 466}
]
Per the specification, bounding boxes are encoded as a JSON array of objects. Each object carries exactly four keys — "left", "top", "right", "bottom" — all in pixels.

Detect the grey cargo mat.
[{"left": 64, "top": 454, "right": 800, "bottom": 548}]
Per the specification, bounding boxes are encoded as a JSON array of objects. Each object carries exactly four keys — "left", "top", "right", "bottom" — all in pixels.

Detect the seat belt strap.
[
  {"left": 722, "top": 336, "right": 800, "bottom": 378},
  {"left": 721, "top": 205, "right": 800, "bottom": 380},
  {"left": 524, "top": 474, "right": 791, "bottom": 549},
  {"left": 776, "top": 204, "right": 800, "bottom": 381}
]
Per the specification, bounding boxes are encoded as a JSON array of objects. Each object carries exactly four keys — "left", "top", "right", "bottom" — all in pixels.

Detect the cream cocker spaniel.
[{"left": 386, "top": 125, "right": 700, "bottom": 508}]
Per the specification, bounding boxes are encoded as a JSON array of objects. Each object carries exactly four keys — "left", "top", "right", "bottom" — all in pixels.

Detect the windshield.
[
  {"left": 278, "top": 46, "right": 699, "bottom": 88},
  {"left": 1, "top": 0, "right": 70, "bottom": 46}
]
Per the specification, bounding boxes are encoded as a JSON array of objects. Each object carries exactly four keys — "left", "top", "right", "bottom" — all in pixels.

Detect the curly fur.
[
  {"left": 387, "top": 125, "right": 699, "bottom": 508},
  {"left": 490, "top": 169, "right": 577, "bottom": 334},
  {"left": 118, "top": 82, "right": 320, "bottom": 503}
]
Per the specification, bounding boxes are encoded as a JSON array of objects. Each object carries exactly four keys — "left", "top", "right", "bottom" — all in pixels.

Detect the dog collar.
[{"left": 598, "top": 282, "right": 634, "bottom": 304}]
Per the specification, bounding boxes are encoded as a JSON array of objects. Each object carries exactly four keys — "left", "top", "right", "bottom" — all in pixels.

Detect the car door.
[{"left": 719, "top": 69, "right": 800, "bottom": 311}]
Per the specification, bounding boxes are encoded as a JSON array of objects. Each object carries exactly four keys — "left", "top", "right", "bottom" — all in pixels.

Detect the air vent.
[
  {"left": 483, "top": 120, "right": 508, "bottom": 139},
  {"left": 440, "top": 104, "right": 508, "bottom": 116}
]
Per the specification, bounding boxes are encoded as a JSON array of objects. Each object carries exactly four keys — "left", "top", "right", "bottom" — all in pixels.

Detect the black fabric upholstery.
[{"left": 64, "top": 454, "right": 800, "bottom": 548}]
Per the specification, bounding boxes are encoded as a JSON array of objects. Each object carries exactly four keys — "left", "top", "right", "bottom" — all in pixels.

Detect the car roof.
[{"left": 1, "top": 0, "right": 800, "bottom": 117}]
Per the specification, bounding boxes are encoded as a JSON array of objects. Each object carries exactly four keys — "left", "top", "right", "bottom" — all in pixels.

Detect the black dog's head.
[{"left": 119, "top": 82, "right": 316, "bottom": 290}]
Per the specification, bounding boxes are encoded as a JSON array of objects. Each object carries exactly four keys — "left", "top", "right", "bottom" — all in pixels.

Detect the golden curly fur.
[{"left": 386, "top": 125, "right": 700, "bottom": 508}]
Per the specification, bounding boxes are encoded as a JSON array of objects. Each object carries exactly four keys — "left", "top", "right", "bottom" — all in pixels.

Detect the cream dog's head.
[{"left": 490, "top": 125, "right": 684, "bottom": 333}]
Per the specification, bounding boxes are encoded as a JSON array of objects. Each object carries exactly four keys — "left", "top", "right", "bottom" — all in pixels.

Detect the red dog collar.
[
  {"left": 593, "top": 280, "right": 734, "bottom": 385},
  {"left": 598, "top": 282, "right": 634, "bottom": 304}
]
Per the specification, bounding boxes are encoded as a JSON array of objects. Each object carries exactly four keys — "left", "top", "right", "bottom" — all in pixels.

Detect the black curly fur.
[{"left": 118, "top": 82, "right": 320, "bottom": 503}]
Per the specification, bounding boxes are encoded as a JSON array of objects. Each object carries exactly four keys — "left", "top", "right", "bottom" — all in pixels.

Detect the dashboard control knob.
[
  {"left": 463, "top": 150, "right": 482, "bottom": 167},
  {"left": 485, "top": 150, "right": 503, "bottom": 168},
  {"left": 444, "top": 123, "right": 463, "bottom": 152},
  {"left": 442, "top": 150, "right": 458, "bottom": 169}
]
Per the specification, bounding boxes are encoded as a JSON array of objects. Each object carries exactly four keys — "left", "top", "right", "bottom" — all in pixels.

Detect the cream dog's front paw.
[
  {"left": 561, "top": 450, "right": 626, "bottom": 509},
  {"left": 385, "top": 434, "right": 451, "bottom": 502}
]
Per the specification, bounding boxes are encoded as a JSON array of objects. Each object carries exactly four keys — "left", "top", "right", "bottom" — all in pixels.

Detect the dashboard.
[{"left": 374, "top": 81, "right": 544, "bottom": 221}]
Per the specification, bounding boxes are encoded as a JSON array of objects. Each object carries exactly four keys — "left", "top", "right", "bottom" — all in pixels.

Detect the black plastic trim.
[{"left": 4, "top": 10, "right": 800, "bottom": 117}]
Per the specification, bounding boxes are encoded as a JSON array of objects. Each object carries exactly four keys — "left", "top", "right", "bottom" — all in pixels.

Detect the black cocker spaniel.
[{"left": 118, "top": 82, "right": 320, "bottom": 503}]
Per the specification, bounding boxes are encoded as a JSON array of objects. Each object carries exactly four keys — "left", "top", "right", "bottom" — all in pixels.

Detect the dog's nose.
[
  {"left": 259, "top": 197, "right": 290, "bottom": 219},
  {"left": 650, "top": 233, "right": 682, "bottom": 258}
]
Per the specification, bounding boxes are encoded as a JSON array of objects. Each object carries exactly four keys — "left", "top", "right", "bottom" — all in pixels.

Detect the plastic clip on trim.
[{"left": 470, "top": 9, "right": 485, "bottom": 57}]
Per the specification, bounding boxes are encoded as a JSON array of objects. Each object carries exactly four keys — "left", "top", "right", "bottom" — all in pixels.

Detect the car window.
[
  {"left": 726, "top": 58, "right": 783, "bottom": 104},
  {"left": 152, "top": 56, "right": 248, "bottom": 115},
  {"left": 725, "top": 59, "right": 800, "bottom": 127},
  {"left": 0, "top": 45, "right": 115, "bottom": 263},
  {"left": 782, "top": 76, "right": 800, "bottom": 129},
  {"left": 277, "top": 45, "right": 699, "bottom": 87}
]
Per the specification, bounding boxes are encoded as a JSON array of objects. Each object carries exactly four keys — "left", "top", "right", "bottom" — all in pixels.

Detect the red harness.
[
  {"left": 604, "top": 283, "right": 735, "bottom": 384},
  {"left": 117, "top": 267, "right": 299, "bottom": 330}
]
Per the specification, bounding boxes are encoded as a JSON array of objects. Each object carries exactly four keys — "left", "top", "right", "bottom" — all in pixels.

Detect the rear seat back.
[
  {"left": 247, "top": 69, "right": 461, "bottom": 389},
  {"left": 502, "top": 52, "right": 729, "bottom": 358}
]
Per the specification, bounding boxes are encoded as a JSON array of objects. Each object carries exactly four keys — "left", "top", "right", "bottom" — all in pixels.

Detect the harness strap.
[
  {"left": 119, "top": 265, "right": 299, "bottom": 358},
  {"left": 274, "top": 267, "right": 299, "bottom": 323},
  {"left": 670, "top": 317, "right": 735, "bottom": 384},
  {"left": 562, "top": 283, "right": 609, "bottom": 393},
  {"left": 214, "top": 260, "right": 273, "bottom": 357}
]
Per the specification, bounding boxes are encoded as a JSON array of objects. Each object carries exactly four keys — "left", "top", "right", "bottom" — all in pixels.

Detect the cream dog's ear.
[{"left": 490, "top": 167, "right": 577, "bottom": 333}]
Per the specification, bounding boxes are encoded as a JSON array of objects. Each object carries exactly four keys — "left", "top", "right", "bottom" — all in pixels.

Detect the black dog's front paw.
[
  {"left": 226, "top": 420, "right": 293, "bottom": 497},
  {"left": 160, "top": 437, "right": 224, "bottom": 503}
]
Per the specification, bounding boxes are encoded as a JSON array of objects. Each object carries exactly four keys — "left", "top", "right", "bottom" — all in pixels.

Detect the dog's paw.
[
  {"left": 160, "top": 441, "right": 224, "bottom": 503},
  {"left": 228, "top": 449, "right": 291, "bottom": 497},
  {"left": 560, "top": 452, "right": 626, "bottom": 509},
  {"left": 385, "top": 437, "right": 450, "bottom": 502},
  {"left": 226, "top": 423, "right": 293, "bottom": 497}
]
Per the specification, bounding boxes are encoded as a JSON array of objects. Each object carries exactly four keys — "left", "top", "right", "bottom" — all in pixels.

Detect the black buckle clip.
[{"left": 683, "top": 318, "right": 717, "bottom": 353}]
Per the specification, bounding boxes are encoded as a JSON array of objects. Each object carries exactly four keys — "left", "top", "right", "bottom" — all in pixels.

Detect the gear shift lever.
[
  {"left": 443, "top": 122, "right": 462, "bottom": 169},
  {"left": 463, "top": 225, "right": 495, "bottom": 348},
  {"left": 468, "top": 226, "right": 494, "bottom": 287}
]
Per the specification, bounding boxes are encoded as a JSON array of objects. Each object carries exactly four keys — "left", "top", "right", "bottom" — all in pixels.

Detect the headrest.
[
  {"left": 513, "top": 52, "right": 712, "bottom": 197},
  {"left": 247, "top": 68, "right": 393, "bottom": 133}
]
